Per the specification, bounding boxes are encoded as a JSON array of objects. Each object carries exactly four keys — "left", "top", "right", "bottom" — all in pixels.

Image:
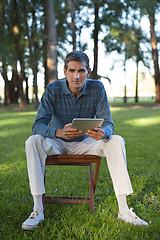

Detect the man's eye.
[
  {"left": 69, "top": 69, "right": 75, "bottom": 72},
  {"left": 79, "top": 69, "right": 86, "bottom": 72}
]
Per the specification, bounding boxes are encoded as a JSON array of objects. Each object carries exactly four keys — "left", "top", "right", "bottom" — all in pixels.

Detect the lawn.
[{"left": 0, "top": 104, "right": 160, "bottom": 239}]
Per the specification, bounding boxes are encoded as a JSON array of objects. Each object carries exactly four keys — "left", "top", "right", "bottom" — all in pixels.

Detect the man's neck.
[{"left": 72, "top": 88, "right": 82, "bottom": 98}]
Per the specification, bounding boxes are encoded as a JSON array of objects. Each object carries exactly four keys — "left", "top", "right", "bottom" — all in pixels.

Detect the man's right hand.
[{"left": 55, "top": 123, "right": 83, "bottom": 139}]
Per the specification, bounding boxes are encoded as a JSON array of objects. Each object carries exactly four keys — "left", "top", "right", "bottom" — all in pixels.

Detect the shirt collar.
[{"left": 61, "top": 79, "right": 89, "bottom": 96}]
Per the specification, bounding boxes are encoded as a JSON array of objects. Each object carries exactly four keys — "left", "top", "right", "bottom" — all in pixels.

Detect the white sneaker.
[
  {"left": 22, "top": 208, "right": 44, "bottom": 230},
  {"left": 117, "top": 208, "right": 149, "bottom": 226}
]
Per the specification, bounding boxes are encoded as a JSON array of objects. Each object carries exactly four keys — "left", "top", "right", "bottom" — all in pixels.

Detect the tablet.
[{"left": 71, "top": 118, "right": 104, "bottom": 134}]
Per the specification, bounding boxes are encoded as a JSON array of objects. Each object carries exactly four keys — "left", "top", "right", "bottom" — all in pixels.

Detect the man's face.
[{"left": 64, "top": 60, "right": 91, "bottom": 96}]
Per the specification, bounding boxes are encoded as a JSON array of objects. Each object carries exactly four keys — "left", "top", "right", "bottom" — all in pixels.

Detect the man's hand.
[
  {"left": 85, "top": 127, "right": 104, "bottom": 140},
  {"left": 55, "top": 123, "right": 83, "bottom": 140}
]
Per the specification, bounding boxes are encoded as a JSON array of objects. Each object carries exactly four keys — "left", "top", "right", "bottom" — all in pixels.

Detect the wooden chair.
[{"left": 43, "top": 154, "right": 101, "bottom": 212}]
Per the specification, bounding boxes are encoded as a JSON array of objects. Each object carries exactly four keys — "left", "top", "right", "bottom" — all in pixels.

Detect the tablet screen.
[{"left": 71, "top": 118, "right": 104, "bottom": 135}]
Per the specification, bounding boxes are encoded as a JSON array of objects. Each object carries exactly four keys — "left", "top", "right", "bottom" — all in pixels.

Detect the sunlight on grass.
[
  {"left": 110, "top": 107, "right": 125, "bottom": 112},
  {"left": 0, "top": 118, "right": 26, "bottom": 126},
  {"left": 125, "top": 116, "right": 160, "bottom": 126},
  {"left": 0, "top": 111, "right": 36, "bottom": 137}
]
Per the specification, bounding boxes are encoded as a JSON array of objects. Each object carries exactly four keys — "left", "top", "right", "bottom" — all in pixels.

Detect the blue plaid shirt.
[{"left": 32, "top": 79, "right": 114, "bottom": 141}]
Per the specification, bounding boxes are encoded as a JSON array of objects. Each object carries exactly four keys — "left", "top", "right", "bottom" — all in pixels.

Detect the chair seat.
[{"left": 43, "top": 154, "right": 101, "bottom": 212}]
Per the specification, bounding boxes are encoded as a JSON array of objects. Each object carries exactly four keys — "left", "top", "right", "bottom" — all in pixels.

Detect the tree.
[
  {"left": 130, "top": 26, "right": 144, "bottom": 103},
  {"left": 103, "top": 23, "right": 133, "bottom": 103},
  {"left": 0, "top": 0, "right": 30, "bottom": 108},
  {"left": 25, "top": 0, "right": 40, "bottom": 109},
  {"left": 149, "top": 12, "right": 160, "bottom": 102},
  {"left": 103, "top": 1, "right": 152, "bottom": 103},
  {"left": 12, "top": 0, "right": 28, "bottom": 109},
  {"left": 125, "top": 0, "right": 160, "bottom": 102},
  {"left": 45, "top": 0, "right": 57, "bottom": 85},
  {"left": 67, "top": 0, "right": 76, "bottom": 50},
  {"left": 64, "top": 0, "right": 90, "bottom": 52},
  {"left": 88, "top": 0, "right": 111, "bottom": 82},
  {"left": 0, "top": 1, "right": 19, "bottom": 105}
]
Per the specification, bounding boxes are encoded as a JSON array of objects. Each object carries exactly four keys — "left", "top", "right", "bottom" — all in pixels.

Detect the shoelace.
[
  {"left": 30, "top": 208, "right": 42, "bottom": 220},
  {"left": 128, "top": 208, "right": 138, "bottom": 219}
]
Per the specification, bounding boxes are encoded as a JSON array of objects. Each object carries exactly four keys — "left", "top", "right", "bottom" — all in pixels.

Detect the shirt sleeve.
[
  {"left": 32, "top": 86, "right": 56, "bottom": 138},
  {"left": 95, "top": 83, "right": 114, "bottom": 138}
]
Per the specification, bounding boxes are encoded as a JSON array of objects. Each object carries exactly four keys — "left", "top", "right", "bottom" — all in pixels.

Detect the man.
[{"left": 22, "top": 51, "right": 149, "bottom": 230}]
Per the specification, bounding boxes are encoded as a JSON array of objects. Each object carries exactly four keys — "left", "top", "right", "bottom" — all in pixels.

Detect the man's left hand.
[{"left": 85, "top": 127, "right": 104, "bottom": 140}]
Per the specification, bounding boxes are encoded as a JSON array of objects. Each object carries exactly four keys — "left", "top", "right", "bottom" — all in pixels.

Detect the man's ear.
[
  {"left": 64, "top": 67, "right": 67, "bottom": 77},
  {"left": 87, "top": 68, "right": 91, "bottom": 77}
]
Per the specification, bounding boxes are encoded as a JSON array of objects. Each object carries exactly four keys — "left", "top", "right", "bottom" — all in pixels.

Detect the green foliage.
[
  {"left": 0, "top": 104, "right": 160, "bottom": 239},
  {"left": 1, "top": 0, "right": 160, "bottom": 104}
]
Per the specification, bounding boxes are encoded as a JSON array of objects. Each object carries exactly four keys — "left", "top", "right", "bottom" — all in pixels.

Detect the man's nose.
[{"left": 75, "top": 71, "right": 80, "bottom": 79}]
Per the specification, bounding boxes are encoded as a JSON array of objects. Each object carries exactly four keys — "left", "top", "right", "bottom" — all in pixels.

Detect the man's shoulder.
[
  {"left": 46, "top": 79, "right": 65, "bottom": 91},
  {"left": 47, "top": 79, "right": 65, "bottom": 87},
  {"left": 86, "top": 79, "right": 104, "bottom": 89}
]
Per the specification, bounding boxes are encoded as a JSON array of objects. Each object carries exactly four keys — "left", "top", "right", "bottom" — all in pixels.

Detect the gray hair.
[{"left": 64, "top": 51, "right": 90, "bottom": 70}]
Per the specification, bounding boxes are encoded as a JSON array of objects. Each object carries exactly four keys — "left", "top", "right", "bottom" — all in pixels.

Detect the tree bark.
[
  {"left": 135, "top": 60, "right": 139, "bottom": 103},
  {"left": 1, "top": 57, "right": 9, "bottom": 105},
  {"left": 68, "top": 0, "right": 76, "bottom": 50},
  {"left": 149, "top": 13, "right": 160, "bottom": 102},
  {"left": 12, "top": 0, "right": 27, "bottom": 109},
  {"left": 25, "top": 6, "right": 39, "bottom": 109},
  {"left": 45, "top": 0, "right": 57, "bottom": 85},
  {"left": 1, "top": 57, "right": 18, "bottom": 105},
  {"left": 90, "top": 1, "right": 111, "bottom": 83},
  {"left": 90, "top": 0, "right": 99, "bottom": 79},
  {"left": 123, "top": 58, "right": 127, "bottom": 103}
]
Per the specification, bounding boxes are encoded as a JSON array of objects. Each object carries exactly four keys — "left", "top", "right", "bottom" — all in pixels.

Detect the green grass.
[{"left": 0, "top": 103, "right": 160, "bottom": 239}]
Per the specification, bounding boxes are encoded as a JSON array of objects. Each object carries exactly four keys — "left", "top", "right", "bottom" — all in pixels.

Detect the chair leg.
[
  {"left": 42, "top": 193, "right": 45, "bottom": 212},
  {"left": 42, "top": 169, "right": 46, "bottom": 212},
  {"left": 93, "top": 160, "right": 101, "bottom": 192},
  {"left": 89, "top": 163, "right": 95, "bottom": 212}
]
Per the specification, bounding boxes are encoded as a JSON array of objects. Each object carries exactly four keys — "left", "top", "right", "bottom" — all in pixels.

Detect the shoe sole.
[
  {"left": 22, "top": 224, "right": 37, "bottom": 231},
  {"left": 22, "top": 219, "right": 44, "bottom": 231},
  {"left": 117, "top": 217, "right": 149, "bottom": 226}
]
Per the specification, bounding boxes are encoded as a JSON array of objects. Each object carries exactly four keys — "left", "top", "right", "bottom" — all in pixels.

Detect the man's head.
[
  {"left": 64, "top": 51, "right": 90, "bottom": 70},
  {"left": 64, "top": 51, "right": 91, "bottom": 97}
]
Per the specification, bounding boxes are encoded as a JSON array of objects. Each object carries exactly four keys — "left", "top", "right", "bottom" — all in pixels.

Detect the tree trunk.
[
  {"left": 25, "top": 77, "right": 29, "bottom": 104},
  {"left": 123, "top": 55, "right": 127, "bottom": 103},
  {"left": 13, "top": 0, "right": 27, "bottom": 109},
  {"left": 90, "top": 0, "right": 99, "bottom": 80},
  {"left": 68, "top": 0, "right": 76, "bottom": 51},
  {"left": 43, "top": 4, "right": 48, "bottom": 89},
  {"left": 1, "top": 58, "right": 9, "bottom": 105},
  {"left": 45, "top": 0, "right": 57, "bottom": 85},
  {"left": 135, "top": 60, "right": 139, "bottom": 103},
  {"left": 149, "top": 13, "right": 160, "bottom": 102},
  {"left": 1, "top": 57, "right": 18, "bottom": 105},
  {"left": 25, "top": 6, "right": 39, "bottom": 109},
  {"left": 44, "top": 60, "right": 49, "bottom": 89},
  {"left": 6, "top": 71, "right": 19, "bottom": 104}
]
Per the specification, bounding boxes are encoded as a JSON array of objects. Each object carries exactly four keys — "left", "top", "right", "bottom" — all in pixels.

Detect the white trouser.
[{"left": 25, "top": 134, "right": 133, "bottom": 197}]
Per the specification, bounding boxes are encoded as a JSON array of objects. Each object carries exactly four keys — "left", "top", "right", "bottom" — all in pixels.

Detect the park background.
[
  {"left": 0, "top": 0, "right": 160, "bottom": 107},
  {"left": 0, "top": 0, "right": 160, "bottom": 239}
]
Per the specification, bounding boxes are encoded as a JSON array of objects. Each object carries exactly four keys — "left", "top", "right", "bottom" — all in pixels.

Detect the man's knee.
[
  {"left": 25, "top": 134, "right": 44, "bottom": 150},
  {"left": 105, "top": 135, "right": 125, "bottom": 150},
  {"left": 110, "top": 135, "right": 125, "bottom": 145}
]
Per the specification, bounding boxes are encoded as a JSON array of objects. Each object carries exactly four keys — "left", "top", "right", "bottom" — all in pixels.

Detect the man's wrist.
[
  {"left": 55, "top": 129, "right": 63, "bottom": 138},
  {"left": 55, "top": 129, "right": 59, "bottom": 138}
]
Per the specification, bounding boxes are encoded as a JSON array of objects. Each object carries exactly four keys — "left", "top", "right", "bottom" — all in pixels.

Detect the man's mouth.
[{"left": 73, "top": 80, "right": 81, "bottom": 84}]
